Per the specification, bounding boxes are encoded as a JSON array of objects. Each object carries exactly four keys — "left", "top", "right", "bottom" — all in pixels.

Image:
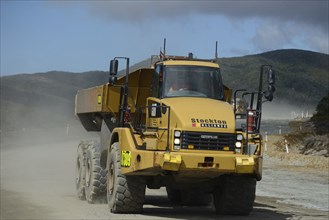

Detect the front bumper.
[
  {"left": 120, "top": 148, "right": 262, "bottom": 180},
  {"left": 154, "top": 151, "right": 260, "bottom": 174}
]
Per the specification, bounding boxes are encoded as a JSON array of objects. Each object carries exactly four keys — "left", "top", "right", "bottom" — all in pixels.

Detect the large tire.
[
  {"left": 213, "top": 176, "right": 256, "bottom": 215},
  {"left": 76, "top": 142, "right": 86, "bottom": 200},
  {"left": 107, "top": 142, "right": 146, "bottom": 213},
  {"left": 84, "top": 140, "right": 108, "bottom": 203}
]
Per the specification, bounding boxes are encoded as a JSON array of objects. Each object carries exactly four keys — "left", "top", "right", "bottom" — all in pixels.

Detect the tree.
[{"left": 311, "top": 92, "right": 329, "bottom": 135}]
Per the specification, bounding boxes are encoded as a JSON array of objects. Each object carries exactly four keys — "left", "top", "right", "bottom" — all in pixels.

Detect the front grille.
[{"left": 181, "top": 131, "right": 235, "bottom": 151}]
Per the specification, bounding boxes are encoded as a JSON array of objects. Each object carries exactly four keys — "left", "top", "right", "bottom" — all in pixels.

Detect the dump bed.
[{"left": 75, "top": 68, "right": 153, "bottom": 131}]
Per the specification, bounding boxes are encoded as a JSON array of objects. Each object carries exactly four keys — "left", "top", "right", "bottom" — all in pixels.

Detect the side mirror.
[
  {"left": 264, "top": 91, "right": 273, "bottom": 101},
  {"left": 265, "top": 85, "right": 275, "bottom": 101},
  {"left": 109, "top": 59, "right": 118, "bottom": 84},
  {"left": 110, "top": 59, "right": 118, "bottom": 75},
  {"left": 265, "top": 68, "right": 275, "bottom": 101},
  {"left": 268, "top": 84, "right": 276, "bottom": 93},
  {"left": 268, "top": 69, "right": 275, "bottom": 85}
]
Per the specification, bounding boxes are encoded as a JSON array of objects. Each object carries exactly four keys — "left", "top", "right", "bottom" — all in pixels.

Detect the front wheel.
[{"left": 107, "top": 142, "right": 146, "bottom": 213}]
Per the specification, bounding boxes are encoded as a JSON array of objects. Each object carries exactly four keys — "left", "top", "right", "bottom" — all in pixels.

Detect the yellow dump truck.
[{"left": 75, "top": 43, "right": 275, "bottom": 215}]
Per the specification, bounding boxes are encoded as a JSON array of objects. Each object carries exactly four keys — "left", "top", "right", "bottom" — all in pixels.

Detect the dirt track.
[{"left": 1, "top": 135, "right": 328, "bottom": 220}]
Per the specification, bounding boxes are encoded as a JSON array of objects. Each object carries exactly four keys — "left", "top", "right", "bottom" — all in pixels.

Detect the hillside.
[
  {"left": 220, "top": 49, "right": 329, "bottom": 107},
  {"left": 0, "top": 49, "right": 328, "bottom": 134},
  {"left": 0, "top": 71, "right": 107, "bottom": 132}
]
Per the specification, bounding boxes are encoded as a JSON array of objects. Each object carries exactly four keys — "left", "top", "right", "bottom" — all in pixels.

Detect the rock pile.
[
  {"left": 302, "top": 135, "right": 329, "bottom": 157},
  {"left": 275, "top": 120, "right": 329, "bottom": 157}
]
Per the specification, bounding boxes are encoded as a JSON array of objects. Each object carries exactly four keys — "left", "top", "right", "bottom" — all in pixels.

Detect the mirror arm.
[{"left": 109, "top": 57, "right": 130, "bottom": 127}]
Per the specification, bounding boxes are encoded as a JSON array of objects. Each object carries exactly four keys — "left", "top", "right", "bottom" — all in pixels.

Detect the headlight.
[
  {"left": 236, "top": 134, "right": 243, "bottom": 141},
  {"left": 235, "top": 141, "right": 242, "bottom": 148},
  {"left": 174, "top": 130, "right": 181, "bottom": 138},
  {"left": 173, "top": 130, "right": 181, "bottom": 150}
]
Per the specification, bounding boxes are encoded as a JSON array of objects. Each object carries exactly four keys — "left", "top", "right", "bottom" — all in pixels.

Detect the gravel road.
[{"left": 1, "top": 136, "right": 328, "bottom": 220}]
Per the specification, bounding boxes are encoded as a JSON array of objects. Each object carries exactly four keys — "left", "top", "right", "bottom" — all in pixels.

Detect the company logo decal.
[{"left": 191, "top": 118, "right": 227, "bottom": 128}]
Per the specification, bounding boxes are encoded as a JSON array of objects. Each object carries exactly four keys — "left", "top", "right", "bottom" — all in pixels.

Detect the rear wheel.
[
  {"left": 213, "top": 176, "right": 256, "bottom": 215},
  {"left": 107, "top": 142, "right": 146, "bottom": 213},
  {"left": 84, "top": 140, "right": 108, "bottom": 203},
  {"left": 76, "top": 142, "right": 86, "bottom": 200}
]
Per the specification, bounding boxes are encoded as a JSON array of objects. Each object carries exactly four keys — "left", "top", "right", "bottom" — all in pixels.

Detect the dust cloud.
[
  {"left": 1, "top": 102, "right": 327, "bottom": 219},
  {"left": 262, "top": 100, "right": 315, "bottom": 120},
  {"left": 2, "top": 127, "right": 328, "bottom": 219}
]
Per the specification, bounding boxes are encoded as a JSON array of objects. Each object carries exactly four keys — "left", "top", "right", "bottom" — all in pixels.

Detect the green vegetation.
[
  {"left": 220, "top": 49, "right": 329, "bottom": 106},
  {"left": 274, "top": 93, "right": 329, "bottom": 157},
  {"left": 311, "top": 93, "right": 329, "bottom": 134},
  {"left": 0, "top": 71, "right": 107, "bottom": 132}
]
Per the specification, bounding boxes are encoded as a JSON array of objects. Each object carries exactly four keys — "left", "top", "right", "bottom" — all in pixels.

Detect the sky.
[{"left": 1, "top": 0, "right": 328, "bottom": 76}]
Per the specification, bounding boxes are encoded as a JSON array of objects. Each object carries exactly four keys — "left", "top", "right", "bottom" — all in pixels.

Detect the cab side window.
[{"left": 151, "top": 64, "right": 163, "bottom": 98}]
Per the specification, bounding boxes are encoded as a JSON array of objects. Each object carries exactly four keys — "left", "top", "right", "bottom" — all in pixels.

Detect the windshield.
[{"left": 163, "top": 65, "right": 224, "bottom": 100}]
